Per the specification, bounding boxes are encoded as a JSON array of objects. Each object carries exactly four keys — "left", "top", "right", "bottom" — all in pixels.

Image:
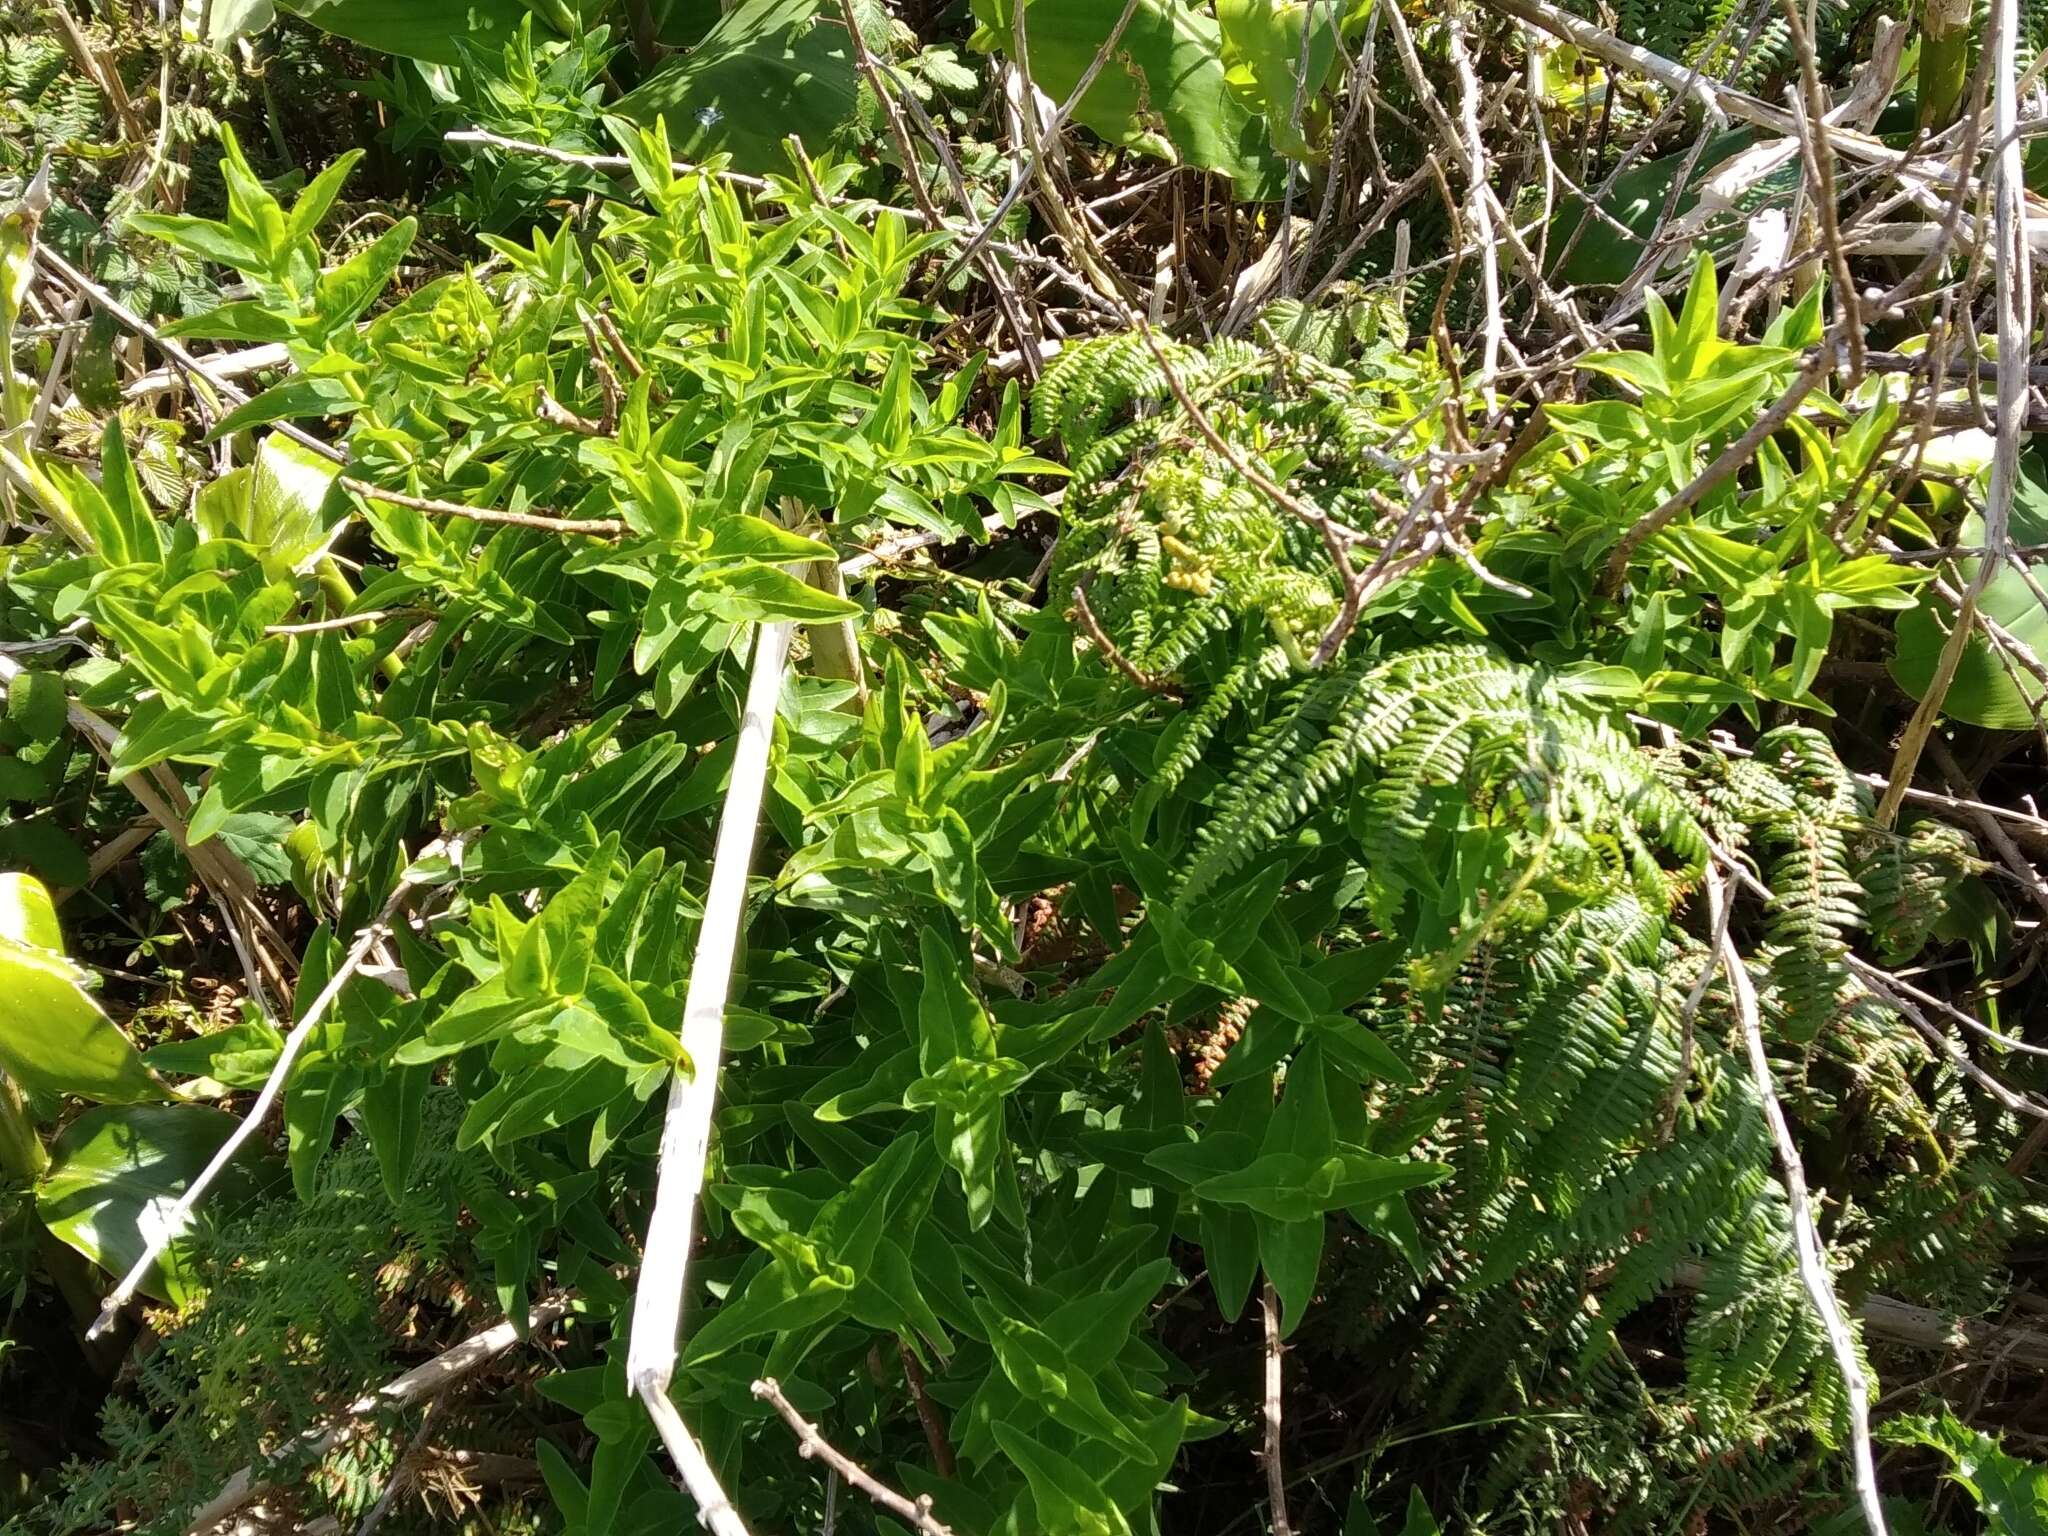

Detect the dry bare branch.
[
  {"left": 752, "top": 1377, "right": 956, "bottom": 1536},
  {"left": 1877, "top": 0, "right": 2033, "bottom": 825},
  {"left": 185, "top": 1295, "right": 574, "bottom": 1535}
]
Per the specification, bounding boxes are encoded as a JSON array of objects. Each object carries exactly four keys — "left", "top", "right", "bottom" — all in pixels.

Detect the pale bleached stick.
[
  {"left": 1484, "top": 0, "right": 1971, "bottom": 197},
  {"left": 1707, "top": 859, "right": 1888, "bottom": 1534},
  {"left": 86, "top": 837, "right": 465, "bottom": 1341},
  {"left": 1260, "top": 1282, "right": 1293, "bottom": 1536},
  {"left": 184, "top": 1293, "right": 571, "bottom": 1535},
  {"left": 1877, "top": 0, "right": 2032, "bottom": 826},
  {"left": 1442, "top": 5, "right": 1502, "bottom": 405},
  {"left": 624, "top": 620, "right": 793, "bottom": 1534},
  {"left": 641, "top": 1390, "right": 751, "bottom": 1536}
]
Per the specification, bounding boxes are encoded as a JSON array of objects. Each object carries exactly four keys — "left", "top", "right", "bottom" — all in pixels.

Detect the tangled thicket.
[{"left": 4, "top": 0, "right": 2048, "bottom": 1533}]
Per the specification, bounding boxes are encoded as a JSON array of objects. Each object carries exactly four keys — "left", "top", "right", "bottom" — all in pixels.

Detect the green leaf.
[
  {"left": 681, "top": 1257, "right": 853, "bottom": 1365},
  {"left": 0, "top": 867, "right": 64, "bottom": 952},
  {"left": 1310, "top": 1015, "right": 1410, "bottom": 1084},
  {"left": 285, "top": 149, "right": 365, "bottom": 244},
  {"left": 206, "top": 374, "right": 363, "bottom": 440},
  {"left": 277, "top": 0, "right": 545, "bottom": 63},
  {"left": 1195, "top": 1151, "right": 1322, "bottom": 1220},
  {"left": 1883, "top": 1409, "right": 2048, "bottom": 1534},
  {"left": 917, "top": 926, "right": 995, "bottom": 1069},
  {"left": 1217, "top": 0, "right": 1338, "bottom": 159},
  {"left": 193, "top": 433, "right": 342, "bottom": 579},
  {"left": 703, "top": 515, "right": 836, "bottom": 565},
  {"left": 1193, "top": 1146, "right": 1444, "bottom": 1221},
  {"left": 611, "top": 0, "right": 868, "bottom": 174},
  {"left": 1200, "top": 1202, "right": 1260, "bottom": 1323},
  {"left": 992, "top": 1422, "right": 1134, "bottom": 1536},
  {"left": 968, "top": 0, "right": 1285, "bottom": 198},
  {"left": 144, "top": 1018, "right": 284, "bottom": 1088},
  {"left": 285, "top": 1050, "right": 359, "bottom": 1198},
  {"left": 0, "top": 880, "right": 165, "bottom": 1104},
  {"left": 314, "top": 216, "right": 417, "bottom": 329},
  {"left": 36, "top": 1104, "right": 277, "bottom": 1303},
  {"left": 208, "top": 812, "right": 298, "bottom": 885},
  {"left": 125, "top": 213, "right": 266, "bottom": 275},
  {"left": 1667, "top": 250, "right": 1721, "bottom": 377},
  {"left": 95, "top": 422, "right": 162, "bottom": 569},
  {"left": 702, "top": 564, "right": 863, "bottom": 622},
  {"left": 1892, "top": 497, "right": 2048, "bottom": 727},
  {"left": 161, "top": 300, "right": 303, "bottom": 344},
  {"left": 0, "top": 817, "right": 90, "bottom": 889},
  {"left": 1549, "top": 129, "right": 1757, "bottom": 286},
  {"left": 1256, "top": 1210, "right": 1322, "bottom": 1334},
  {"left": 1578, "top": 350, "right": 1670, "bottom": 396},
  {"left": 1400, "top": 1489, "right": 1444, "bottom": 1536}
]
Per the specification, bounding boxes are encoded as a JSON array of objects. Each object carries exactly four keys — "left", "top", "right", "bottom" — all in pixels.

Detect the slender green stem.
[
  {"left": 1918, "top": 0, "right": 1975, "bottom": 129},
  {"left": 0, "top": 1070, "right": 46, "bottom": 1182}
]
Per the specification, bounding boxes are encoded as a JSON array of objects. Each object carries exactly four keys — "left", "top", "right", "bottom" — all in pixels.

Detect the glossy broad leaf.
[
  {"left": 0, "top": 867, "right": 64, "bottom": 952},
  {"left": 968, "top": 0, "right": 1285, "bottom": 197},
  {"left": 193, "top": 434, "right": 343, "bottom": 580},
  {"left": 277, "top": 0, "right": 543, "bottom": 64},
  {"left": 1892, "top": 491, "right": 2048, "bottom": 728},
  {"left": 611, "top": 0, "right": 868, "bottom": 173},
  {"left": 0, "top": 875, "right": 165, "bottom": 1105},
  {"left": 36, "top": 1104, "right": 278, "bottom": 1303}
]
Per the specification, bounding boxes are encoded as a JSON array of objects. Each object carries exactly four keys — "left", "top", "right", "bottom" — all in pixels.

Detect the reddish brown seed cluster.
[{"left": 1189, "top": 996, "right": 1258, "bottom": 1089}]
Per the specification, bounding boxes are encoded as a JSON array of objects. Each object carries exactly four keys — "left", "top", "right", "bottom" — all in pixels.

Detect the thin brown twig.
[
  {"left": 1071, "top": 580, "right": 1180, "bottom": 697},
  {"left": 585, "top": 306, "right": 648, "bottom": 383},
  {"left": 535, "top": 390, "right": 612, "bottom": 437},
  {"left": 897, "top": 1341, "right": 957, "bottom": 1479},
  {"left": 578, "top": 306, "right": 625, "bottom": 422},
  {"left": 1877, "top": 0, "right": 2032, "bottom": 826},
  {"left": 337, "top": 477, "right": 628, "bottom": 537},
  {"left": 751, "top": 1377, "right": 956, "bottom": 1536},
  {"left": 353, "top": 1388, "right": 457, "bottom": 1536}
]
